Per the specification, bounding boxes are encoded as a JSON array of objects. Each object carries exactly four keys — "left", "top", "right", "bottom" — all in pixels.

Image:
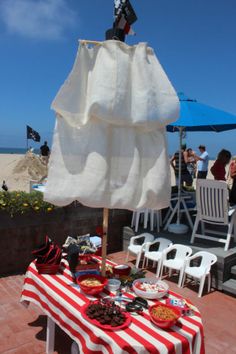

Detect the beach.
[
  {"left": 0, "top": 153, "right": 48, "bottom": 192},
  {"left": 0, "top": 152, "right": 216, "bottom": 192}
]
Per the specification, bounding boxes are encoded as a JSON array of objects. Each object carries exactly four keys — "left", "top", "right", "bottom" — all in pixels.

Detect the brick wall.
[{"left": 0, "top": 204, "right": 132, "bottom": 276}]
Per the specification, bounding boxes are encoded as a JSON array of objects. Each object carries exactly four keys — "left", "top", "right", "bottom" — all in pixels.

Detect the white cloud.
[{"left": 0, "top": 0, "right": 77, "bottom": 40}]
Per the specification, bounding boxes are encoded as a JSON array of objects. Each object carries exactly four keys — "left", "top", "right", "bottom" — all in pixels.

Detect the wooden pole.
[
  {"left": 79, "top": 39, "right": 103, "bottom": 46},
  {"left": 101, "top": 208, "right": 109, "bottom": 276}
]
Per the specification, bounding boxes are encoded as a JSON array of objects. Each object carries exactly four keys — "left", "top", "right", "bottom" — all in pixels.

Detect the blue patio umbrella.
[
  {"left": 166, "top": 92, "right": 236, "bottom": 233},
  {"left": 167, "top": 92, "right": 236, "bottom": 132}
]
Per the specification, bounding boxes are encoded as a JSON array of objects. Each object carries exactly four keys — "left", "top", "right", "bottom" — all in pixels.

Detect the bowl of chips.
[
  {"left": 76, "top": 274, "right": 108, "bottom": 295},
  {"left": 149, "top": 303, "right": 181, "bottom": 329}
]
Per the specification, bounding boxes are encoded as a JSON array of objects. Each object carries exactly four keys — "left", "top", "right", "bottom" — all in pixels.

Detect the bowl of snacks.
[
  {"left": 149, "top": 303, "right": 181, "bottom": 329},
  {"left": 76, "top": 274, "right": 108, "bottom": 295},
  {"left": 132, "top": 278, "right": 169, "bottom": 299},
  {"left": 112, "top": 264, "right": 131, "bottom": 277}
]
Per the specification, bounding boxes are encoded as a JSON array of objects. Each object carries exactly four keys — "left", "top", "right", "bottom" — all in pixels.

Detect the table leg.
[
  {"left": 46, "top": 316, "right": 55, "bottom": 354},
  {"left": 71, "top": 341, "right": 80, "bottom": 354}
]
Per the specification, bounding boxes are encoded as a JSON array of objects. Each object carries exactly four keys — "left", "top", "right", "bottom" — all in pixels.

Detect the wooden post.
[{"left": 101, "top": 208, "right": 109, "bottom": 276}]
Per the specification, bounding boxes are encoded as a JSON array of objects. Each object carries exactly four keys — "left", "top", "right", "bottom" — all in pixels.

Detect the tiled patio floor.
[{"left": 1, "top": 251, "right": 236, "bottom": 354}]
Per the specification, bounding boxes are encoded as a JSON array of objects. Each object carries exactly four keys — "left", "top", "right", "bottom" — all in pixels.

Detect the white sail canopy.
[{"left": 44, "top": 40, "right": 179, "bottom": 210}]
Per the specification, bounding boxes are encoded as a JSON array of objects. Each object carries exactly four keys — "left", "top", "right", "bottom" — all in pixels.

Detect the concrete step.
[
  {"left": 231, "top": 265, "right": 236, "bottom": 276},
  {"left": 222, "top": 278, "right": 236, "bottom": 296}
]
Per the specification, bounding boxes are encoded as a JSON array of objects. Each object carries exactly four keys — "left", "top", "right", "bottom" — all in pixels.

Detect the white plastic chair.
[
  {"left": 131, "top": 209, "right": 149, "bottom": 232},
  {"left": 131, "top": 209, "right": 162, "bottom": 232},
  {"left": 142, "top": 238, "right": 173, "bottom": 277},
  {"left": 125, "top": 233, "right": 154, "bottom": 268},
  {"left": 181, "top": 251, "right": 217, "bottom": 297},
  {"left": 160, "top": 244, "right": 192, "bottom": 287},
  {"left": 190, "top": 179, "right": 236, "bottom": 251}
]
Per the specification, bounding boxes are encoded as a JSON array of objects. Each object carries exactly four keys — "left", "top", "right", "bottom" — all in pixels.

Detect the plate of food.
[{"left": 81, "top": 301, "right": 131, "bottom": 331}]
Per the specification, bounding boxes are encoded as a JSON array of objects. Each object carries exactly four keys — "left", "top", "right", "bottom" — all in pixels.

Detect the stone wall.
[{"left": 0, "top": 205, "right": 132, "bottom": 276}]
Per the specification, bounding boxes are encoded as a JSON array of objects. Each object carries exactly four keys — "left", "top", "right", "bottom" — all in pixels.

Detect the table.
[{"left": 21, "top": 257, "right": 205, "bottom": 354}]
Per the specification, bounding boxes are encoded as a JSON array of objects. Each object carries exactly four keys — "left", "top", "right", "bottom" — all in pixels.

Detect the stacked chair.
[{"left": 131, "top": 208, "right": 162, "bottom": 232}]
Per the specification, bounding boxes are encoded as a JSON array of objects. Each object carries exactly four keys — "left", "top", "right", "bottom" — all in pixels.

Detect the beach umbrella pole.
[
  {"left": 168, "top": 127, "right": 189, "bottom": 234},
  {"left": 101, "top": 208, "right": 109, "bottom": 276}
]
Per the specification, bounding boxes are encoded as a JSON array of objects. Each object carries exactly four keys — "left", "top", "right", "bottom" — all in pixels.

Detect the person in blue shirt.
[{"left": 195, "top": 145, "right": 209, "bottom": 179}]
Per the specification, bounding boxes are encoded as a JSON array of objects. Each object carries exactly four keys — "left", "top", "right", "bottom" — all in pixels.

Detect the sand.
[
  {"left": 0, "top": 152, "right": 216, "bottom": 193},
  {"left": 0, "top": 152, "right": 48, "bottom": 192}
]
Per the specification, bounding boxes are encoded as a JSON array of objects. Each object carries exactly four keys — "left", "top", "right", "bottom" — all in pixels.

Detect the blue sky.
[{"left": 0, "top": 0, "right": 235, "bottom": 157}]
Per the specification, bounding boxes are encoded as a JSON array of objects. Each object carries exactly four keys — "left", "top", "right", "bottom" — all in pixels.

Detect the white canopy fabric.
[{"left": 44, "top": 40, "right": 179, "bottom": 210}]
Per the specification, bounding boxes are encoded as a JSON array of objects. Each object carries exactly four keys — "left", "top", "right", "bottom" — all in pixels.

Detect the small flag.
[
  {"left": 26, "top": 125, "right": 40, "bottom": 142},
  {"left": 114, "top": 0, "right": 137, "bottom": 35}
]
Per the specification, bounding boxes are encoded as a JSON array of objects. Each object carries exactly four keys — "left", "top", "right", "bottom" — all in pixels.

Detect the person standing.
[
  {"left": 195, "top": 145, "right": 209, "bottom": 179},
  {"left": 210, "top": 149, "right": 231, "bottom": 181},
  {"left": 186, "top": 148, "right": 196, "bottom": 180},
  {"left": 170, "top": 144, "right": 193, "bottom": 187},
  {"left": 2, "top": 180, "right": 8, "bottom": 191},
  {"left": 40, "top": 141, "right": 50, "bottom": 165},
  {"left": 229, "top": 157, "right": 236, "bottom": 205}
]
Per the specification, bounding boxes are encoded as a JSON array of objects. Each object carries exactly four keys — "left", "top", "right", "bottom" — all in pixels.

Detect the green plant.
[{"left": 0, "top": 190, "right": 57, "bottom": 217}]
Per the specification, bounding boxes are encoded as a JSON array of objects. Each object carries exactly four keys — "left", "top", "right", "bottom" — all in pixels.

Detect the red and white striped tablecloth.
[{"left": 21, "top": 257, "right": 205, "bottom": 354}]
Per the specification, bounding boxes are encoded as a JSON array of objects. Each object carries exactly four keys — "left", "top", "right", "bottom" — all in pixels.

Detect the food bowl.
[
  {"left": 76, "top": 274, "right": 108, "bottom": 295},
  {"left": 36, "top": 263, "right": 60, "bottom": 274},
  {"left": 149, "top": 303, "right": 181, "bottom": 329},
  {"left": 112, "top": 264, "right": 131, "bottom": 277},
  {"left": 106, "top": 278, "right": 121, "bottom": 292},
  {"left": 132, "top": 278, "right": 169, "bottom": 300}
]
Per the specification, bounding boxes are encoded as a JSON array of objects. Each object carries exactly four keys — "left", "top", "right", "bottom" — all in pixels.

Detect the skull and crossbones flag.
[
  {"left": 26, "top": 125, "right": 40, "bottom": 142},
  {"left": 114, "top": 0, "right": 137, "bottom": 35}
]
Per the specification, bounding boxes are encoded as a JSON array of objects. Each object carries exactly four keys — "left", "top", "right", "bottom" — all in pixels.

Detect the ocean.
[{"left": 0, "top": 147, "right": 40, "bottom": 154}]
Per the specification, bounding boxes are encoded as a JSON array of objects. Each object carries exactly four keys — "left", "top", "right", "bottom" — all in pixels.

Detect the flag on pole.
[
  {"left": 26, "top": 125, "right": 40, "bottom": 142},
  {"left": 114, "top": 0, "right": 137, "bottom": 35}
]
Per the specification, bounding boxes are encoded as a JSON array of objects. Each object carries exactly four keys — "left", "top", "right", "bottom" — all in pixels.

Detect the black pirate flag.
[{"left": 26, "top": 125, "right": 40, "bottom": 142}]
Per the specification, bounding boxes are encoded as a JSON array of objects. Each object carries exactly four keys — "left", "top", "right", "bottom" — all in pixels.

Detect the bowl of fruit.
[
  {"left": 132, "top": 278, "right": 169, "bottom": 299},
  {"left": 149, "top": 303, "right": 181, "bottom": 329}
]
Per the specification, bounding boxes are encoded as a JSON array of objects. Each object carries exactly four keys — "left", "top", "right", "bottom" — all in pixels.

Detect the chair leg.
[
  {"left": 198, "top": 275, "right": 206, "bottom": 297},
  {"left": 190, "top": 215, "right": 200, "bottom": 244},
  {"left": 131, "top": 211, "right": 136, "bottom": 228},
  {"left": 181, "top": 273, "right": 186, "bottom": 288},
  {"left": 159, "top": 264, "right": 164, "bottom": 279},
  {"left": 135, "top": 251, "right": 142, "bottom": 269},
  {"left": 225, "top": 221, "right": 234, "bottom": 251},
  {"left": 178, "top": 268, "right": 185, "bottom": 287},
  {"left": 156, "top": 261, "right": 162, "bottom": 278},
  {"left": 135, "top": 211, "right": 141, "bottom": 232},
  {"left": 143, "top": 209, "right": 149, "bottom": 229},
  {"left": 207, "top": 273, "right": 211, "bottom": 293},
  {"left": 155, "top": 210, "right": 161, "bottom": 232}
]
